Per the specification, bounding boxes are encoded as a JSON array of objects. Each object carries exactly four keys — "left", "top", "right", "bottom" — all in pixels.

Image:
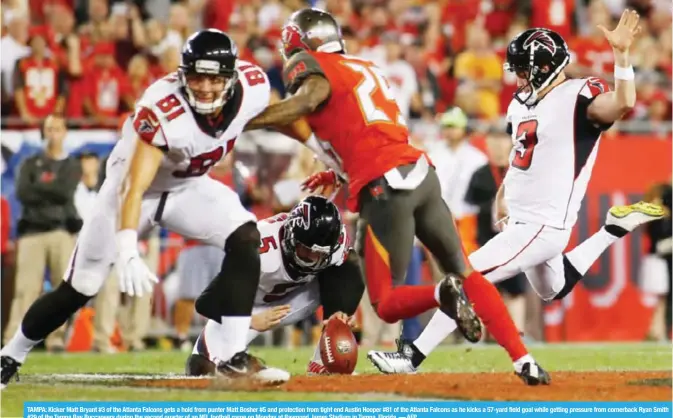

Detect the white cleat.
[
  {"left": 251, "top": 367, "right": 291, "bottom": 384},
  {"left": 367, "top": 341, "right": 418, "bottom": 374},
  {"left": 606, "top": 201, "right": 665, "bottom": 233}
]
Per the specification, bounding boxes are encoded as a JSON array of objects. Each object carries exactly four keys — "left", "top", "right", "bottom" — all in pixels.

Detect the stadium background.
[{"left": 0, "top": 0, "right": 671, "bottom": 353}]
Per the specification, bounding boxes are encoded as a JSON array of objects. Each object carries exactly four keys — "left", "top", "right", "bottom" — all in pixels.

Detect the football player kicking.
[
  {"left": 367, "top": 10, "right": 664, "bottom": 380},
  {"left": 185, "top": 196, "right": 364, "bottom": 377},
  {"left": 1, "top": 30, "right": 289, "bottom": 388},
  {"left": 244, "top": 8, "right": 550, "bottom": 385}
]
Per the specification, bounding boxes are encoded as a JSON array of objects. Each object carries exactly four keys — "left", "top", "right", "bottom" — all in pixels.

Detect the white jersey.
[
  {"left": 504, "top": 77, "right": 611, "bottom": 229},
  {"left": 107, "top": 60, "right": 270, "bottom": 192},
  {"left": 254, "top": 214, "right": 349, "bottom": 305}
]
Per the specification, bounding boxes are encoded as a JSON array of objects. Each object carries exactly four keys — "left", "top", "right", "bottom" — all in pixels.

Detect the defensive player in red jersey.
[{"left": 245, "top": 8, "right": 549, "bottom": 385}]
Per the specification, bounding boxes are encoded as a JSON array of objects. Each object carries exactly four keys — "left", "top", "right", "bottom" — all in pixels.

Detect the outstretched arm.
[
  {"left": 586, "top": 9, "right": 641, "bottom": 125},
  {"left": 244, "top": 75, "right": 331, "bottom": 130}
]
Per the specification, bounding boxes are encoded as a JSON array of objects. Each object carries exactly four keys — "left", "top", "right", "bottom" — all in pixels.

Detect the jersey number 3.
[
  {"left": 344, "top": 62, "right": 406, "bottom": 128},
  {"left": 512, "top": 120, "right": 539, "bottom": 170}
]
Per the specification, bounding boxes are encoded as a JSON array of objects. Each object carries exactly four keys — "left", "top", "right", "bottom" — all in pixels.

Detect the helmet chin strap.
[{"left": 518, "top": 52, "right": 570, "bottom": 105}]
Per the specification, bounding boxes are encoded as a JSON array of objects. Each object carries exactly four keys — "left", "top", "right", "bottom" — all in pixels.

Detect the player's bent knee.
[
  {"left": 374, "top": 299, "right": 400, "bottom": 324},
  {"left": 225, "top": 221, "right": 261, "bottom": 254},
  {"left": 185, "top": 354, "right": 215, "bottom": 376},
  {"left": 195, "top": 222, "right": 262, "bottom": 320},
  {"left": 68, "top": 270, "right": 107, "bottom": 297}
]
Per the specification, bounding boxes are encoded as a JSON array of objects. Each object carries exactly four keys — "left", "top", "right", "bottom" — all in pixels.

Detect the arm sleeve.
[{"left": 282, "top": 50, "right": 328, "bottom": 94}]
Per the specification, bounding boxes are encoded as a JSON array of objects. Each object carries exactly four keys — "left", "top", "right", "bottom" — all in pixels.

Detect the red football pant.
[{"left": 364, "top": 225, "right": 438, "bottom": 323}]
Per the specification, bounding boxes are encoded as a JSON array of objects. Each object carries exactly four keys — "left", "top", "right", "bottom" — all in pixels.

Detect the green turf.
[{"left": 2, "top": 342, "right": 671, "bottom": 417}]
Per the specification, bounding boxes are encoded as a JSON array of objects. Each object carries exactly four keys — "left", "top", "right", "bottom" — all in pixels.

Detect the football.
[{"left": 319, "top": 318, "right": 358, "bottom": 374}]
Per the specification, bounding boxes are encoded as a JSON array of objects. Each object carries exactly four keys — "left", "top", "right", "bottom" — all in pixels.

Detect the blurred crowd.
[
  {"left": 1, "top": 0, "right": 671, "bottom": 352},
  {"left": 0, "top": 0, "right": 671, "bottom": 130}
]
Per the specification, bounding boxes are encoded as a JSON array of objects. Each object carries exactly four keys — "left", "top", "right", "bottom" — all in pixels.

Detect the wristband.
[
  {"left": 116, "top": 229, "right": 138, "bottom": 253},
  {"left": 614, "top": 65, "right": 634, "bottom": 81}
]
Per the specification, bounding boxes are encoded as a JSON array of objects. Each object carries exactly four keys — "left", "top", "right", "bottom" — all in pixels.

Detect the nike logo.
[{"left": 224, "top": 364, "right": 248, "bottom": 374}]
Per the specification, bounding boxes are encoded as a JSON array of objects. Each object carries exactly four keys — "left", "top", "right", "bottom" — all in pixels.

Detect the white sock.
[
  {"left": 513, "top": 353, "right": 535, "bottom": 373},
  {"left": 311, "top": 342, "right": 322, "bottom": 363},
  {"left": 1, "top": 328, "right": 40, "bottom": 363},
  {"left": 565, "top": 227, "right": 619, "bottom": 275},
  {"left": 203, "top": 316, "right": 252, "bottom": 364},
  {"left": 413, "top": 310, "right": 457, "bottom": 356}
]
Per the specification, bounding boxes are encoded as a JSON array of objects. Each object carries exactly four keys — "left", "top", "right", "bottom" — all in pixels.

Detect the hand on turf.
[
  {"left": 324, "top": 311, "right": 357, "bottom": 329},
  {"left": 115, "top": 249, "right": 158, "bottom": 297},
  {"left": 251, "top": 305, "right": 291, "bottom": 332}
]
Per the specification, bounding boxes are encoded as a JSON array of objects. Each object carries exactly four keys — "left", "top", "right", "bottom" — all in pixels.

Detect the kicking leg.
[
  {"left": 554, "top": 201, "right": 665, "bottom": 300},
  {"left": 413, "top": 170, "right": 530, "bottom": 363},
  {"left": 369, "top": 217, "right": 553, "bottom": 385}
]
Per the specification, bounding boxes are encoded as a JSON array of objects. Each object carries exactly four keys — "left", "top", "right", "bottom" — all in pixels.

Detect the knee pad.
[{"left": 68, "top": 269, "right": 108, "bottom": 297}]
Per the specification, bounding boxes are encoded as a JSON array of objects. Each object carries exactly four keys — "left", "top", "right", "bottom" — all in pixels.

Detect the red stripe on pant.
[{"left": 364, "top": 225, "right": 437, "bottom": 323}]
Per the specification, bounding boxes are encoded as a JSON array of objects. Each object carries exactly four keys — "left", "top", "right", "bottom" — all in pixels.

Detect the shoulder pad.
[
  {"left": 283, "top": 50, "right": 326, "bottom": 94},
  {"left": 237, "top": 60, "right": 271, "bottom": 119},
  {"left": 580, "top": 77, "right": 611, "bottom": 99},
  {"left": 134, "top": 75, "right": 192, "bottom": 150}
]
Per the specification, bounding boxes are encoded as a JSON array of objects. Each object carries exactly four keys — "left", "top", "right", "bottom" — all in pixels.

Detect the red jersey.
[
  {"left": 14, "top": 56, "right": 64, "bottom": 118},
  {"left": 531, "top": 0, "right": 574, "bottom": 41},
  {"left": 569, "top": 37, "right": 614, "bottom": 75},
  {"left": 283, "top": 51, "right": 424, "bottom": 212},
  {"left": 1, "top": 197, "right": 10, "bottom": 255},
  {"left": 83, "top": 65, "right": 130, "bottom": 117}
]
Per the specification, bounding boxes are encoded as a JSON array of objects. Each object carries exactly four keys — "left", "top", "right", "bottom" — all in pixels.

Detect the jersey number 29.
[{"left": 343, "top": 61, "right": 407, "bottom": 128}]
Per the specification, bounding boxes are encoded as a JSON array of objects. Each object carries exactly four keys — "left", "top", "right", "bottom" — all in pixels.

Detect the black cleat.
[
  {"left": 185, "top": 353, "right": 216, "bottom": 377},
  {"left": 438, "top": 274, "right": 483, "bottom": 343},
  {"left": 216, "top": 351, "right": 290, "bottom": 385},
  {"left": 1, "top": 356, "right": 21, "bottom": 390},
  {"left": 516, "top": 362, "right": 551, "bottom": 386}
]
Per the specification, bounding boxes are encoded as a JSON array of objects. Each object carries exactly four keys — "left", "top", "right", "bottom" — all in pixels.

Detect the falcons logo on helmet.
[
  {"left": 290, "top": 201, "right": 312, "bottom": 230},
  {"left": 282, "top": 24, "right": 309, "bottom": 56},
  {"left": 523, "top": 30, "right": 557, "bottom": 55}
]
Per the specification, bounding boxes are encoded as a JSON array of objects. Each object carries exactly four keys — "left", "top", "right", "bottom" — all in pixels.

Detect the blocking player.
[
  {"left": 185, "top": 195, "right": 364, "bottom": 377},
  {"left": 367, "top": 10, "right": 664, "bottom": 380},
  {"left": 1, "top": 29, "right": 288, "bottom": 388},
  {"left": 244, "top": 8, "right": 549, "bottom": 385}
]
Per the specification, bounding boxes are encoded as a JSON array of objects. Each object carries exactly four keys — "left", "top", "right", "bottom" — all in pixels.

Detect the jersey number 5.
[
  {"left": 512, "top": 120, "right": 539, "bottom": 171},
  {"left": 343, "top": 62, "right": 407, "bottom": 128}
]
